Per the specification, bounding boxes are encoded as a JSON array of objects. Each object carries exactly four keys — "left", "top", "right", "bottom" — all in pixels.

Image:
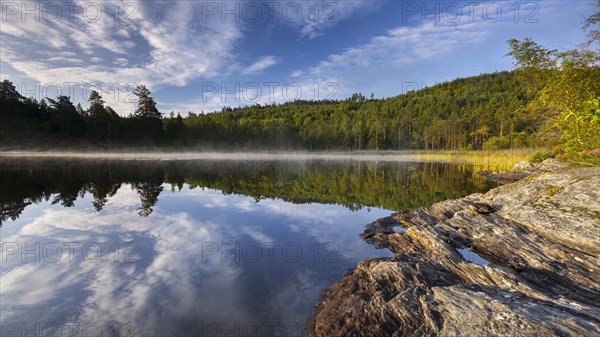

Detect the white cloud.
[
  {"left": 242, "top": 55, "right": 278, "bottom": 75},
  {"left": 46, "top": 56, "right": 84, "bottom": 63},
  {"left": 0, "top": 0, "right": 242, "bottom": 114},
  {"left": 270, "top": 0, "right": 381, "bottom": 39},
  {"left": 114, "top": 58, "right": 129, "bottom": 66},
  {"left": 0, "top": 0, "right": 379, "bottom": 114},
  {"left": 298, "top": 19, "right": 487, "bottom": 93}
]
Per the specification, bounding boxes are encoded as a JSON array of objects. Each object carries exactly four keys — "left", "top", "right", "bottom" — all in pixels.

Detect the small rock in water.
[{"left": 512, "top": 161, "right": 536, "bottom": 172}]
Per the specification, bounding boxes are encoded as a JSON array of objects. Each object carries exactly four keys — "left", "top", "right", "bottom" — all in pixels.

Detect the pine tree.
[
  {"left": 88, "top": 90, "right": 105, "bottom": 118},
  {"left": 132, "top": 85, "right": 163, "bottom": 146},
  {"left": 0, "top": 80, "right": 23, "bottom": 102},
  {"left": 46, "top": 96, "right": 84, "bottom": 139},
  {"left": 133, "top": 85, "right": 161, "bottom": 119}
]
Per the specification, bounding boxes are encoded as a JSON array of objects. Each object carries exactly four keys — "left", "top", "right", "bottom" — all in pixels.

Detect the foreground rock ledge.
[{"left": 306, "top": 167, "right": 600, "bottom": 337}]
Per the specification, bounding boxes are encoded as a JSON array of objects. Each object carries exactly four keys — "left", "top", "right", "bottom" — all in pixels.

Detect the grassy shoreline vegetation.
[{"left": 410, "top": 149, "right": 538, "bottom": 171}]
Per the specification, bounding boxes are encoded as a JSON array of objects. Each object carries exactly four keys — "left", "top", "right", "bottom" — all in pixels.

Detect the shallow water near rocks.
[{"left": 458, "top": 248, "right": 492, "bottom": 266}]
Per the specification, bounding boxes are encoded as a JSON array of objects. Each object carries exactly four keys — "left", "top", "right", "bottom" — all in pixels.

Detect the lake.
[{"left": 0, "top": 156, "right": 496, "bottom": 337}]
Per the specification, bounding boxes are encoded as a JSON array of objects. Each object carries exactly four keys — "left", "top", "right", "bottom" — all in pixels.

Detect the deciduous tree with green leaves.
[{"left": 506, "top": 3, "right": 600, "bottom": 164}]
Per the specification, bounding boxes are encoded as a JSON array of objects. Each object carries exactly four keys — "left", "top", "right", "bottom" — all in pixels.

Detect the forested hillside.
[
  {"left": 0, "top": 71, "right": 541, "bottom": 151},
  {"left": 185, "top": 71, "right": 538, "bottom": 151}
]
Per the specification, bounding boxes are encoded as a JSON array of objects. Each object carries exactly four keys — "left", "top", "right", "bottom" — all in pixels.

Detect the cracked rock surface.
[{"left": 305, "top": 167, "right": 600, "bottom": 337}]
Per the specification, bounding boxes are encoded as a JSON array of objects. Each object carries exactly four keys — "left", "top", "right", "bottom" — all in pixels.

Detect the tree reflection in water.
[{"left": 0, "top": 157, "right": 497, "bottom": 226}]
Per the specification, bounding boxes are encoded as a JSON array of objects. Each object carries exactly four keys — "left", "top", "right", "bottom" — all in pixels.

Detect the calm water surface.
[{"left": 0, "top": 157, "right": 496, "bottom": 336}]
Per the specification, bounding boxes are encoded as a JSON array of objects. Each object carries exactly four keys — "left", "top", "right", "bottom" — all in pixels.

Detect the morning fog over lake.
[{"left": 0, "top": 157, "right": 496, "bottom": 336}]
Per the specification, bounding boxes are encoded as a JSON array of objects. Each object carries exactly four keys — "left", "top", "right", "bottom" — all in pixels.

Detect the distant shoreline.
[
  {"left": 0, "top": 149, "right": 536, "bottom": 166},
  {"left": 0, "top": 150, "right": 471, "bottom": 162}
]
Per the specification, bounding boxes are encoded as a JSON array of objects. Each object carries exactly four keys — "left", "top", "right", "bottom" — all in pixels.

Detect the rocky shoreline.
[{"left": 305, "top": 160, "right": 600, "bottom": 337}]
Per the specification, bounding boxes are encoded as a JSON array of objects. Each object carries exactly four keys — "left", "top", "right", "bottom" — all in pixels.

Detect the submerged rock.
[{"left": 306, "top": 167, "right": 600, "bottom": 337}]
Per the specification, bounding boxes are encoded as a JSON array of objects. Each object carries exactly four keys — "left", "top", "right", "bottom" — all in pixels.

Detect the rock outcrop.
[{"left": 306, "top": 166, "right": 600, "bottom": 337}]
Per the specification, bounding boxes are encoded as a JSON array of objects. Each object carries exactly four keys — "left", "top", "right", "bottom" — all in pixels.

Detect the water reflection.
[
  {"left": 0, "top": 158, "right": 496, "bottom": 336},
  {"left": 0, "top": 158, "right": 496, "bottom": 226}
]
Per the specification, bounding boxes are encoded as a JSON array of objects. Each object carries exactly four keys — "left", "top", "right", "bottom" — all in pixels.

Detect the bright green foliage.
[
  {"left": 539, "top": 50, "right": 600, "bottom": 114},
  {"left": 505, "top": 4, "right": 600, "bottom": 164},
  {"left": 559, "top": 98, "right": 600, "bottom": 164},
  {"left": 529, "top": 150, "right": 552, "bottom": 163},
  {"left": 505, "top": 42, "right": 600, "bottom": 163},
  {"left": 506, "top": 38, "right": 556, "bottom": 91}
]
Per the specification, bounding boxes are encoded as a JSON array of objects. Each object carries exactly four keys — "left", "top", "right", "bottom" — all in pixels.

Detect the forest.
[{"left": 0, "top": 72, "right": 543, "bottom": 151}]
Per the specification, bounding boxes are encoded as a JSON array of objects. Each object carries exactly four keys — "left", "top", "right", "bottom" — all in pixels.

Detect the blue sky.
[{"left": 0, "top": 0, "right": 595, "bottom": 115}]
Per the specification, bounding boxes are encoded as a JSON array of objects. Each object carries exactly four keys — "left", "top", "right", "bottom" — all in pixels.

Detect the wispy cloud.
[
  {"left": 307, "top": 21, "right": 487, "bottom": 75},
  {"left": 0, "top": 0, "right": 242, "bottom": 114},
  {"left": 270, "top": 0, "right": 381, "bottom": 39},
  {"left": 242, "top": 55, "right": 278, "bottom": 75}
]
